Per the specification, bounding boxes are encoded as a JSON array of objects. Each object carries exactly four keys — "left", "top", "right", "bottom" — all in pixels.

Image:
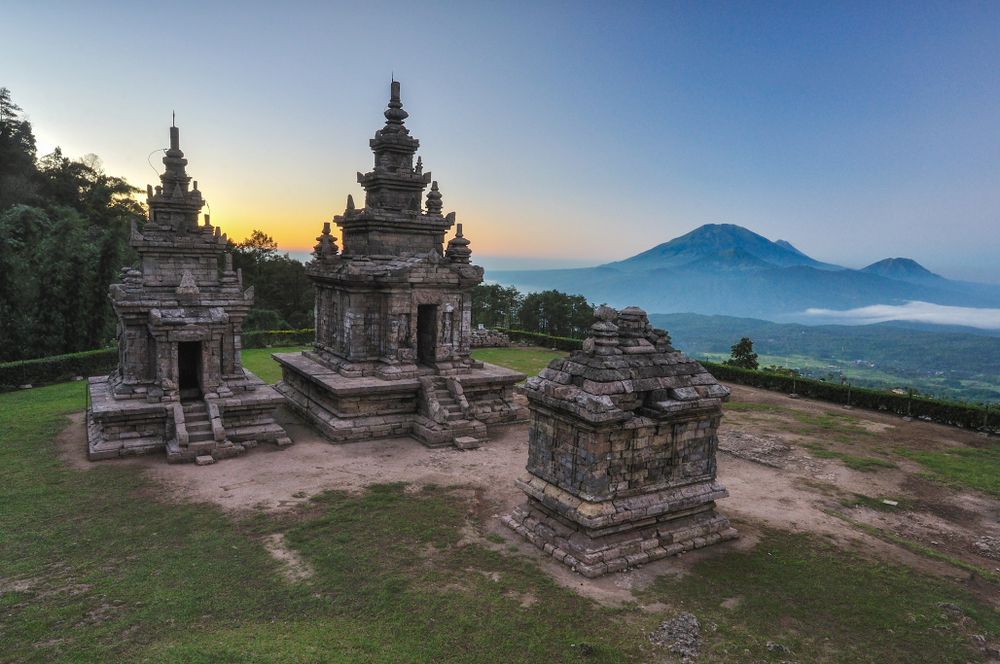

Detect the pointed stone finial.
[
  {"left": 445, "top": 223, "right": 472, "bottom": 263},
  {"left": 346, "top": 194, "right": 356, "bottom": 214},
  {"left": 203, "top": 213, "right": 212, "bottom": 229},
  {"left": 589, "top": 305, "right": 621, "bottom": 355},
  {"left": 426, "top": 180, "right": 443, "bottom": 216},
  {"left": 314, "top": 220, "right": 339, "bottom": 260},
  {"left": 384, "top": 80, "right": 408, "bottom": 126},
  {"left": 415, "top": 156, "right": 423, "bottom": 174}
]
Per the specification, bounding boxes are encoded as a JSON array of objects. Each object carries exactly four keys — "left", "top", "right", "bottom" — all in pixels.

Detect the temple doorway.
[
  {"left": 178, "top": 341, "right": 202, "bottom": 400},
  {"left": 416, "top": 305, "right": 437, "bottom": 366}
]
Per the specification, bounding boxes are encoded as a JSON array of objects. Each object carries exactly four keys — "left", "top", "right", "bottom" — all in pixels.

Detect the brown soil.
[{"left": 58, "top": 385, "right": 1000, "bottom": 607}]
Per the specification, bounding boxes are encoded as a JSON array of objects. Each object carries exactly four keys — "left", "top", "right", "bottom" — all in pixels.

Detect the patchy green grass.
[
  {"left": 3, "top": 370, "right": 999, "bottom": 662},
  {"left": 471, "top": 346, "right": 567, "bottom": 378},
  {"left": 840, "top": 493, "right": 912, "bottom": 511},
  {"left": 896, "top": 446, "right": 1000, "bottom": 499},
  {"left": 724, "top": 401, "right": 785, "bottom": 413},
  {"left": 803, "top": 443, "right": 896, "bottom": 471},
  {"left": 0, "top": 381, "right": 643, "bottom": 663},
  {"left": 642, "top": 528, "right": 1000, "bottom": 663},
  {"left": 241, "top": 345, "right": 310, "bottom": 384},
  {"left": 828, "top": 511, "right": 1000, "bottom": 586}
]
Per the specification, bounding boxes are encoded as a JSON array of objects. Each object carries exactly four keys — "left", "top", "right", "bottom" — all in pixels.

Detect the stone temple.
[
  {"left": 275, "top": 81, "right": 526, "bottom": 448},
  {"left": 503, "top": 306, "right": 737, "bottom": 577},
  {"left": 87, "top": 124, "right": 291, "bottom": 463}
]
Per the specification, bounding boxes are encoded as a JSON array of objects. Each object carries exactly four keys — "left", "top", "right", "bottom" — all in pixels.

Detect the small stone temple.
[
  {"left": 503, "top": 306, "right": 737, "bottom": 577},
  {"left": 275, "top": 81, "right": 526, "bottom": 448},
  {"left": 87, "top": 123, "right": 291, "bottom": 463}
]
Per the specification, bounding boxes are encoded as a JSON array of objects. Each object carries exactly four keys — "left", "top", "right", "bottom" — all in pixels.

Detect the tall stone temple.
[
  {"left": 87, "top": 124, "right": 291, "bottom": 463},
  {"left": 275, "top": 81, "right": 526, "bottom": 448}
]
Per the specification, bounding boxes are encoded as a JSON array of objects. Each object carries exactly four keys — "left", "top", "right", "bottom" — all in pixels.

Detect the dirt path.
[{"left": 59, "top": 383, "right": 1000, "bottom": 607}]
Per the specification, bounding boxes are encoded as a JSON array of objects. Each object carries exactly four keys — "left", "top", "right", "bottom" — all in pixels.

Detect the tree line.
[
  {"left": 0, "top": 88, "right": 312, "bottom": 362},
  {"left": 472, "top": 283, "right": 594, "bottom": 338}
]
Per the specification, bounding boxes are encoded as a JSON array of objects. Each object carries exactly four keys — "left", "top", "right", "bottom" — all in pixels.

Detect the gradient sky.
[{"left": 5, "top": 1, "right": 1000, "bottom": 281}]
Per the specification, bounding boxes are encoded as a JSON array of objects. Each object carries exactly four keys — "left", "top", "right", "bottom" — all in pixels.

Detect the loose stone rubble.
[
  {"left": 86, "top": 123, "right": 290, "bottom": 463},
  {"left": 275, "top": 82, "right": 526, "bottom": 449},
  {"left": 503, "top": 305, "right": 737, "bottom": 576},
  {"left": 470, "top": 329, "right": 511, "bottom": 348}
]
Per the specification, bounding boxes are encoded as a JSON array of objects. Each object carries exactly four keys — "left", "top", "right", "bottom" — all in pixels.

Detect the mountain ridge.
[{"left": 487, "top": 224, "right": 1000, "bottom": 323}]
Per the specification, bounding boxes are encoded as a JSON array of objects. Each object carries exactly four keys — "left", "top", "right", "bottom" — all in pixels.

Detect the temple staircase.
[
  {"left": 416, "top": 376, "right": 487, "bottom": 449},
  {"left": 166, "top": 399, "right": 244, "bottom": 463}
]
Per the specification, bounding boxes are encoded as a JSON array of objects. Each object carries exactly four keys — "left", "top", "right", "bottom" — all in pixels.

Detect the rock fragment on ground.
[{"left": 650, "top": 612, "right": 700, "bottom": 662}]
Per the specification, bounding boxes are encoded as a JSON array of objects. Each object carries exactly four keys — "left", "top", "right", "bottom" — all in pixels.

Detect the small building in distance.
[
  {"left": 504, "top": 305, "right": 737, "bottom": 576},
  {"left": 87, "top": 124, "right": 291, "bottom": 463},
  {"left": 274, "top": 81, "right": 526, "bottom": 449}
]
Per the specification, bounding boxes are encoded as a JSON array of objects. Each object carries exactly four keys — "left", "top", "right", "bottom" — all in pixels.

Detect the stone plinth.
[
  {"left": 276, "top": 82, "right": 527, "bottom": 449},
  {"left": 86, "top": 123, "right": 291, "bottom": 463},
  {"left": 503, "top": 306, "right": 737, "bottom": 577}
]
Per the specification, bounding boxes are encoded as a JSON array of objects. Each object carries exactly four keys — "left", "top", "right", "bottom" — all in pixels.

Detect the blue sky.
[{"left": 5, "top": 1, "right": 999, "bottom": 281}]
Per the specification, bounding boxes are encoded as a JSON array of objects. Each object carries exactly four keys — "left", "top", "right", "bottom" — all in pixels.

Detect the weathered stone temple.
[
  {"left": 275, "top": 82, "right": 525, "bottom": 448},
  {"left": 503, "top": 306, "right": 737, "bottom": 577},
  {"left": 87, "top": 124, "right": 290, "bottom": 463}
]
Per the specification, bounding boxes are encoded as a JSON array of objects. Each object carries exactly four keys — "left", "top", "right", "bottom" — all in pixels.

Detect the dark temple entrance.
[
  {"left": 178, "top": 341, "right": 202, "bottom": 400},
  {"left": 416, "top": 305, "right": 437, "bottom": 366}
]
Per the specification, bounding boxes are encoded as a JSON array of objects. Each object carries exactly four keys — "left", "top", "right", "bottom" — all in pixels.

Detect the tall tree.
[
  {"left": 726, "top": 337, "right": 759, "bottom": 370},
  {"left": 471, "top": 283, "right": 522, "bottom": 329},
  {"left": 517, "top": 289, "right": 593, "bottom": 338}
]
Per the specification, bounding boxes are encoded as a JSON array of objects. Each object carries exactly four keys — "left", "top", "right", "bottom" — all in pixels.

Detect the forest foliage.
[
  {"left": 472, "top": 283, "right": 593, "bottom": 338},
  {"left": 0, "top": 89, "right": 312, "bottom": 361}
]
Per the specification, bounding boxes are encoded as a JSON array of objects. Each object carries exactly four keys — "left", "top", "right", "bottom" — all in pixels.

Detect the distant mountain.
[
  {"left": 603, "top": 224, "right": 841, "bottom": 272},
  {"left": 861, "top": 257, "right": 944, "bottom": 285},
  {"left": 487, "top": 224, "right": 1000, "bottom": 322}
]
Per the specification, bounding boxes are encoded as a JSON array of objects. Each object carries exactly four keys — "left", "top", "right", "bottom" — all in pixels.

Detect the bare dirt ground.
[{"left": 59, "top": 383, "right": 1000, "bottom": 608}]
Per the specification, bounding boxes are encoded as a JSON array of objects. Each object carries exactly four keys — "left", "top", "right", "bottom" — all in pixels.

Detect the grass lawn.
[
  {"left": 471, "top": 346, "right": 567, "bottom": 377},
  {"left": 897, "top": 446, "right": 1000, "bottom": 499},
  {"left": 1, "top": 346, "right": 998, "bottom": 662},
  {"left": 242, "top": 345, "right": 310, "bottom": 384}
]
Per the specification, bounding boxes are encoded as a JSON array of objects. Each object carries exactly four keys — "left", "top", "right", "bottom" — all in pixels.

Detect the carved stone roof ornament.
[{"left": 445, "top": 223, "right": 472, "bottom": 264}]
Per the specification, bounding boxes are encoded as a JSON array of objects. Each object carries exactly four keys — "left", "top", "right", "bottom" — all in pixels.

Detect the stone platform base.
[
  {"left": 273, "top": 351, "right": 526, "bottom": 448},
  {"left": 503, "top": 475, "right": 738, "bottom": 577},
  {"left": 87, "top": 371, "right": 291, "bottom": 463}
]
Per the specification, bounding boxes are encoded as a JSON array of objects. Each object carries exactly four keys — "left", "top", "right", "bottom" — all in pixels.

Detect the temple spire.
[
  {"left": 445, "top": 223, "right": 472, "bottom": 263},
  {"left": 426, "top": 181, "right": 442, "bottom": 216},
  {"left": 384, "top": 80, "right": 408, "bottom": 127}
]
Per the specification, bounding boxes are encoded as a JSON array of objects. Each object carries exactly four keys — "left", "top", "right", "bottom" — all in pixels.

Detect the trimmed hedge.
[
  {"left": 4, "top": 326, "right": 996, "bottom": 434},
  {"left": 500, "top": 329, "right": 997, "bottom": 434},
  {"left": 242, "top": 328, "right": 314, "bottom": 349},
  {"left": 0, "top": 348, "right": 117, "bottom": 390},
  {"left": 701, "top": 361, "right": 997, "bottom": 433},
  {"left": 0, "top": 328, "right": 317, "bottom": 392}
]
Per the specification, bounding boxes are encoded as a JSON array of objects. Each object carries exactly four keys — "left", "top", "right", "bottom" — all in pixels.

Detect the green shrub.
[
  {"left": 703, "top": 361, "right": 996, "bottom": 433},
  {"left": 0, "top": 347, "right": 117, "bottom": 389},
  {"left": 241, "top": 328, "right": 314, "bottom": 349},
  {"left": 0, "top": 328, "right": 317, "bottom": 391}
]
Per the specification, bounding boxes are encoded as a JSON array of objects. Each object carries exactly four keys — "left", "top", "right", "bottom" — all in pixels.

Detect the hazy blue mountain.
[
  {"left": 487, "top": 224, "right": 1000, "bottom": 322},
  {"left": 862, "top": 257, "right": 945, "bottom": 285},
  {"left": 603, "top": 223, "right": 841, "bottom": 272}
]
